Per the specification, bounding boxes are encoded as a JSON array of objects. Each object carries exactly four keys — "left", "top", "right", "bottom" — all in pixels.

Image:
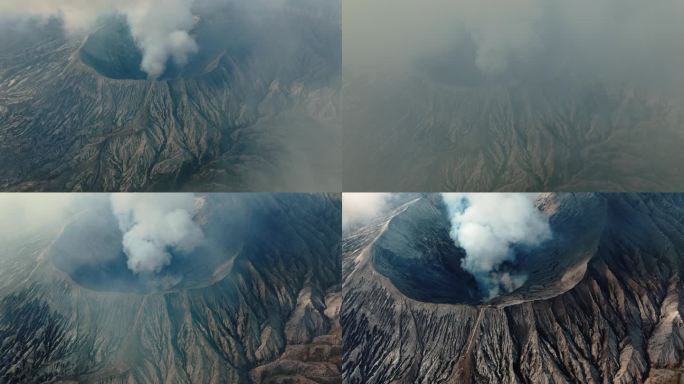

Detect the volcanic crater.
[
  {"left": 367, "top": 193, "right": 607, "bottom": 306},
  {"left": 49, "top": 199, "right": 248, "bottom": 294}
]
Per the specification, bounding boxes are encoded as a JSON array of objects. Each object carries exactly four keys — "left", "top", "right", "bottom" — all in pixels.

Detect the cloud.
[
  {"left": 111, "top": 194, "right": 203, "bottom": 274},
  {"left": 0, "top": 193, "right": 76, "bottom": 234},
  {"left": 442, "top": 193, "right": 551, "bottom": 299},
  {"left": 0, "top": 0, "right": 199, "bottom": 79},
  {"left": 344, "top": 0, "right": 684, "bottom": 88},
  {"left": 342, "top": 193, "right": 392, "bottom": 230}
]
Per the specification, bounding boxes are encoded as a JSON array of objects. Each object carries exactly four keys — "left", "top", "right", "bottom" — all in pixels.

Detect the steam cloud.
[
  {"left": 111, "top": 194, "right": 203, "bottom": 274},
  {"left": 442, "top": 194, "right": 551, "bottom": 299},
  {"left": 0, "top": 0, "right": 199, "bottom": 78}
]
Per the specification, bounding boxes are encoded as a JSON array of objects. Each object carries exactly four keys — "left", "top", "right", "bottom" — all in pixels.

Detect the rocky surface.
[
  {"left": 0, "top": 193, "right": 342, "bottom": 383},
  {"left": 343, "top": 75, "right": 684, "bottom": 191},
  {"left": 0, "top": 0, "right": 340, "bottom": 192},
  {"left": 342, "top": 193, "right": 684, "bottom": 383}
]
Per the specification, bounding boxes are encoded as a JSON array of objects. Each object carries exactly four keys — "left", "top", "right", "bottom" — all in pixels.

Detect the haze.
[{"left": 343, "top": 0, "right": 684, "bottom": 191}]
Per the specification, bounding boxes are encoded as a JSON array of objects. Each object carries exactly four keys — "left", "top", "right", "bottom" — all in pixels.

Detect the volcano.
[
  {"left": 342, "top": 193, "right": 684, "bottom": 383},
  {"left": 0, "top": 0, "right": 341, "bottom": 192},
  {"left": 0, "top": 193, "right": 342, "bottom": 383}
]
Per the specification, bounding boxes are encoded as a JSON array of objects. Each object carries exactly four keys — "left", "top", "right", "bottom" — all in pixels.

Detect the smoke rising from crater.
[
  {"left": 0, "top": 0, "right": 199, "bottom": 79},
  {"left": 111, "top": 194, "right": 204, "bottom": 274},
  {"left": 442, "top": 193, "right": 551, "bottom": 298},
  {"left": 124, "top": 0, "right": 198, "bottom": 78}
]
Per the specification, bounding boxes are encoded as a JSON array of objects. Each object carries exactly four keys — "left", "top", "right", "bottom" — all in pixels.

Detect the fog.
[
  {"left": 343, "top": 0, "right": 684, "bottom": 191},
  {"left": 0, "top": 193, "right": 78, "bottom": 234},
  {"left": 342, "top": 193, "right": 392, "bottom": 229},
  {"left": 344, "top": 0, "right": 684, "bottom": 88}
]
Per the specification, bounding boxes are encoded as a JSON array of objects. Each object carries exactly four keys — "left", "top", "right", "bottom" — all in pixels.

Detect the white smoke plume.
[
  {"left": 342, "top": 193, "right": 392, "bottom": 230},
  {"left": 124, "top": 0, "right": 198, "bottom": 78},
  {"left": 442, "top": 193, "right": 551, "bottom": 298},
  {"left": 111, "top": 194, "right": 203, "bottom": 274},
  {"left": 0, "top": 0, "right": 199, "bottom": 79}
]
